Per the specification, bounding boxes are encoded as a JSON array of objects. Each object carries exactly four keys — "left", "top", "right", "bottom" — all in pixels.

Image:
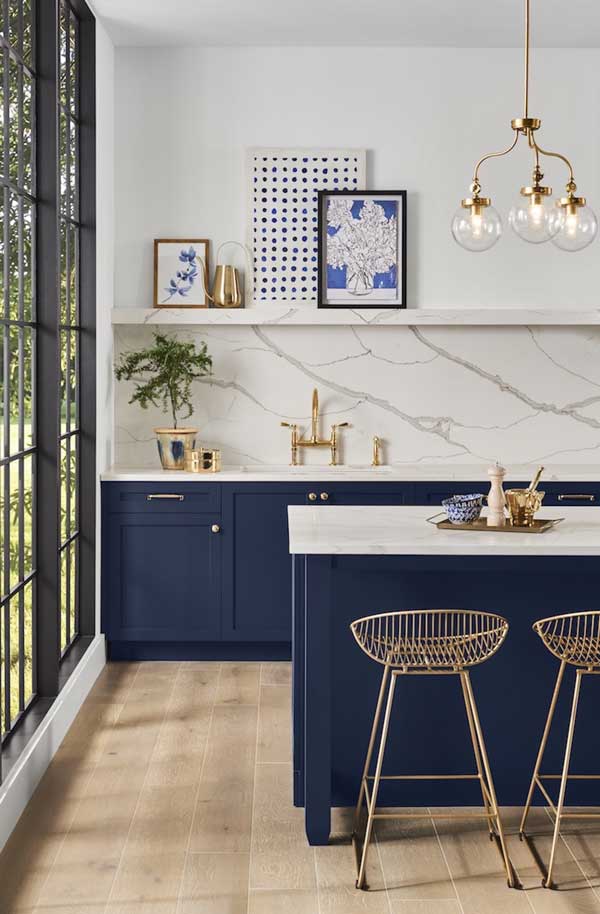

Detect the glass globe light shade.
[
  {"left": 451, "top": 205, "right": 502, "bottom": 252},
  {"left": 551, "top": 204, "right": 598, "bottom": 252},
  {"left": 508, "top": 196, "right": 558, "bottom": 244}
]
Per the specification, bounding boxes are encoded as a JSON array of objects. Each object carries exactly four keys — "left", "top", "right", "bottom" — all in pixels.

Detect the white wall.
[{"left": 114, "top": 46, "right": 600, "bottom": 309}]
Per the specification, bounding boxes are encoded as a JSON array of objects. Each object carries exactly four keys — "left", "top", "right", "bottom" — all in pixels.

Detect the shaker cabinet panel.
[
  {"left": 222, "top": 488, "right": 307, "bottom": 641},
  {"left": 105, "top": 513, "right": 221, "bottom": 641}
]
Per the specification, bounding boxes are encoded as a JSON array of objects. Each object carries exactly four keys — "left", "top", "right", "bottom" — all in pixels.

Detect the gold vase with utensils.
[
  {"left": 505, "top": 488, "right": 545, "bottom": 526},
  {"left": 197, "top": 241, "right": 252, "bottom": 308}
]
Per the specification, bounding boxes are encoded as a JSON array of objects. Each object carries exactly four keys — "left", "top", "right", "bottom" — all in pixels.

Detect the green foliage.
[{"left": 115, "top": 332, "right": 212, "bottom": 429}]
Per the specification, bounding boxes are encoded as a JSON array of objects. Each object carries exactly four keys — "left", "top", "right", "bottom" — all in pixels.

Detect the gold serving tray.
[{"left": 427, "top": 513, "right": 564, "bottom": 534}]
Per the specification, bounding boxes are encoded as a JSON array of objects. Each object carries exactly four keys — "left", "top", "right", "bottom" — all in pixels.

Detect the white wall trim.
[{"left": 0, "top": 634, "right": 106, "bottom": 852}]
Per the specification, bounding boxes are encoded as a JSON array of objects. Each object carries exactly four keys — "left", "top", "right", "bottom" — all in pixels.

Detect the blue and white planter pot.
[
  {"left": 154, "top": 427, "right": 198, "bottom": 470},
  {"left": 441, "top": 493, "right": 485, "bottom": 525}
]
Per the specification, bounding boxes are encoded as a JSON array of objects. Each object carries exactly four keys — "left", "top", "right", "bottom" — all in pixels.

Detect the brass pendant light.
[{"left": 452, "top": 0, "right": 597, "bottom": 253}]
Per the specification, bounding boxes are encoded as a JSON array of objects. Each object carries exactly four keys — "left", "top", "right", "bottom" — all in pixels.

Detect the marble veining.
[
  {"left": 114, "top": 324, "right": 600, "bottom": 468},
  {"left": 287, "top": 505, "right": 600, "bottom": 556}
]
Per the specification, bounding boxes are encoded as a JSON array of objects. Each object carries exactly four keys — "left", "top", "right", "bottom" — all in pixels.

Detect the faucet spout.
[{"left": 311, "top": 388, "right": 319, "bottom": 443}]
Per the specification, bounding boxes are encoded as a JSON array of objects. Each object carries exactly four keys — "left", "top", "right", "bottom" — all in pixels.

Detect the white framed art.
[{"left": 247, "top": 147, "right": 366, "bottom": 304}]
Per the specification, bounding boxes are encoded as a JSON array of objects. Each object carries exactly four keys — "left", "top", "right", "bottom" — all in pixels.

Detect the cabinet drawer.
[{"left": 104, "top": 482, "right": 221, "bottom": 514}]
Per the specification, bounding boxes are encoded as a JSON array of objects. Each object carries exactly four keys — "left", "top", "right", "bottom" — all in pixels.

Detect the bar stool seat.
[
  {"left": 520, "top": 611, "right": 600, "bottom": 889},
  {"left": 350, "top": 610, "right": 518, "bottom": 891}
]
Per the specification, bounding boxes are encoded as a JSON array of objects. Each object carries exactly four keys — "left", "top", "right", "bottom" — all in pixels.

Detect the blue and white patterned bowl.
[{"left": 441, "top": 493, "right": 485, "bottom": 525}]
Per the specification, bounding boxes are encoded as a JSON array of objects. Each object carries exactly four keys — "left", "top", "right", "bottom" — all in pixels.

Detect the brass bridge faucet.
[{"left": 281, "top": 388, "right": 349, "bottom": 466}]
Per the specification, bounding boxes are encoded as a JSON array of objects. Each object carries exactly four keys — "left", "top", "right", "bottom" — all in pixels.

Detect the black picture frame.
[{"left": 318, "top": 189, "right": 407, "bottom": 309}]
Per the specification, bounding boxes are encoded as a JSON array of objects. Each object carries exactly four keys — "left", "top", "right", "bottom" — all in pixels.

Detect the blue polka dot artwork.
[
  {"left": 247, "top": 148, "right": 366, "bottom": 304},
  {"left": 319, "top": 191, "right": 407, "bottom": 309}
]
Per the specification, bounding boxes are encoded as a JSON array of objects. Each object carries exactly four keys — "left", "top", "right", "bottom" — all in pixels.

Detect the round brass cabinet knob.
[
  {"left": 308, "top": 492, "right": 317, "bottom": 502},
  {"left": 211, "top": 524, "right": 221, "bottom": 533},
  {"left": 320, "top": 492, "right": 329, "bottom": 501}
]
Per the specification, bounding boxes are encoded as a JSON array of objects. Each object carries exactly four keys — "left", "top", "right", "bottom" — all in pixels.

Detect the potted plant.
[{"left": 115, "top": 332, "right": 212, "bottom": 470}]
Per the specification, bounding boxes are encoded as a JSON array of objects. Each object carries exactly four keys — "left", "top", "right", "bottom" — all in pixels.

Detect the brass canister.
[
  {"left": 185, "top": 448, "right": 221, "bottom": 473},
  {"left": 505, "top": 488, "right": 545, "bottom": 527}
]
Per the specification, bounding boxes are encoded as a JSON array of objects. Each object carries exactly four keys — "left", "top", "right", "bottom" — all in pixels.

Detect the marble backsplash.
[{"left": 114, "top": 324, "right": 600, "bottom": 468}]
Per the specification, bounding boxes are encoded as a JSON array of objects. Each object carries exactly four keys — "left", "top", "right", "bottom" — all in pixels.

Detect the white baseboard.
[{"left": 0, "top": 634, "right": 106, "bottom": 852}]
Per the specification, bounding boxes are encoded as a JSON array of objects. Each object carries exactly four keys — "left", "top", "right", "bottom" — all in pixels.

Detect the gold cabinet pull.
[
  {"left": 320, "top": 492, "right": 329, "bottom": 501},
  {"left": 308, "top": 492, "right": 317, "bottom": 502},
  {"left": 146, "top": 494, "right": 185, "bottom": 501},
  {"left": 557, "top": 494, "right": 596, "bottom": 502},
  {"left": 211, "top": 524, "right": 220, "bottom": 533}
]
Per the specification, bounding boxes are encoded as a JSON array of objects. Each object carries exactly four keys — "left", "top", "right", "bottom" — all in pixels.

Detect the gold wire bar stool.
[
  {"left": 519, "top": 611, "right": 600, "bottom": 889},
  {"left": 350, "top": 609, "right": 518, "bottom": 891}
]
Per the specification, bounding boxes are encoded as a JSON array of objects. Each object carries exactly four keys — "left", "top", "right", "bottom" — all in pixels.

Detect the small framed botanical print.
[
  {"left": 153, "top": 238, "right": 210, "bottom": 308},
  {"left": 318, "top": 191, "right": 406, "bottom": 308}
]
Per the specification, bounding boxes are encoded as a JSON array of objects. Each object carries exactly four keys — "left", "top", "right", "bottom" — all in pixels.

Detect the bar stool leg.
[
  {"left": 520, "top": 660, "right": 567, "bottom": 838},
  {"left": 459, "top": 671, "right": 494, "bottom": 839},
  {"left": 355, "top": 672, "right": 397, "bottom": 891},
  {"left": 462, "top": 670, "right": 517, "bottom": 888},
  {"left": 353, "top": 663, "right": 391, "bottom": 836},
  {"left": 544, "top": 669, "right": 582, "bottom": 890}
]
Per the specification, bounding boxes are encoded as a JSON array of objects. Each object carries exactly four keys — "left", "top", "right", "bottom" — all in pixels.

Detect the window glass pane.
[
  {"left": 22, "top": 196, "right": 32, "bottom": 320},
  {"left": 69, "top": 331, "right": 77, "bottom": 426},
  {"left": 8, "top": 462, "right": 19, "bottom": 592},
  {"left": 69, "top": 118, "right": 76, "bottom": 219},
  {"left": 69, "top": 435, "right": 77, "bottom": 533},
  {"left": 8, "top": 322, "right": 18, "bottom": 452},
  {"left": 22, "top": 0, "right": 32, "bottom": 66},
  {"left": 23, "top": 578, "right": 33, "bottom": 705},
  {"left": 22, "top": 68, "right": 32, "bottom": 194},
  {"left": 60, "top": 437, "right": 68, "bottom": 543},
  {"left": 69, "top": 13, "right": 76, "bottom": 117},
  {"left": 69, "top": 537, "right": 76, "bottom": 641},
  {"left": 59, "top": 112, "right": 67, "bottom": 212},
  {"left": 22, "top": 453, "right": 32, "bottom": 577},
  {"left": 8, "top": 193, "right": 19, "bottom": 319},
  {"left": 59, "top": 4, "right": 68, "bottom": 109},
  {"left": 60, "top": 546, "right": 67, "bottom": 652},
  {"left": 0, "top": 328, "right": 5, "bottom": 457},
  {"left": 8, "top": 56, "right": 18, "bottom": 187},
  {"left": 8, "top": 1, "right": 20, "bottom": 54},
  {"left": 59, "top": 219, "right": 67, "bottom": 324},
  {"left": 69, "top": 223, "right": 77, "bottom": 325},
  {"left": 59, "top": 329, "right": 68, "bottom": 434}
]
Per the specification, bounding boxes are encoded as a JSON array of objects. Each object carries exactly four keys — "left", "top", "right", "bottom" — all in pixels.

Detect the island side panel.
[{"left": 304, "top": 554, "right": 333, "bottom": 845}]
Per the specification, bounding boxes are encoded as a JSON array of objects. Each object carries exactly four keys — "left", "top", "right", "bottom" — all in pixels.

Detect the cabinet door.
[
  {"left": 222, "top": 488, "right": 306, "bottom": 641},
  {"left": 104, "top": 513, "right": 221, "bottom": 641}
]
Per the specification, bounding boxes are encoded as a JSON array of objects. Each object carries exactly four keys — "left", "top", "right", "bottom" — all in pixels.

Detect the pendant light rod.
[{"left": 524, "top": 0, "right": 530, "bottom": 118}]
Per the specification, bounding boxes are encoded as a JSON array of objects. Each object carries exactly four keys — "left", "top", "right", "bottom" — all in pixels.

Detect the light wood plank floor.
[{"left": 1, "top": 661, "right": 600, "bottom": 913}]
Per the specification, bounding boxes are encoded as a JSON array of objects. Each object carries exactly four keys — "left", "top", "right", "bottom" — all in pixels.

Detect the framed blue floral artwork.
[
  {"left": 153, "top": 238, "right": 210, "bottom": 308},
  {"left": 318, "top": 191, "right": 407, "bottom": 308}
]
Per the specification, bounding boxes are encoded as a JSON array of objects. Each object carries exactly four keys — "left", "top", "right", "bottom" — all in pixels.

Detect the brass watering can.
[{"left": 199, "top": 241, "right": 252, "bottom": 309}]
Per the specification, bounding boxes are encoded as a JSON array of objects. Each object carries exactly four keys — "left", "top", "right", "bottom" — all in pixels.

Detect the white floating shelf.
[{"left": 111, "top": 307, "right": 600, "bottom": 327}]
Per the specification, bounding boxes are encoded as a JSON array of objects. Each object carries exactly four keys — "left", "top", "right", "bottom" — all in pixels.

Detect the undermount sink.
[{"left": 233, "top": 464, "right": 393, "bottom": 475}]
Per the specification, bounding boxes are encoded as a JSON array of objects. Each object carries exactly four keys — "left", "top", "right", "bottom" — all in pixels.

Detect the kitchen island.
[{"left": 289, "top": 504, "right": 600, "bottom": 845}]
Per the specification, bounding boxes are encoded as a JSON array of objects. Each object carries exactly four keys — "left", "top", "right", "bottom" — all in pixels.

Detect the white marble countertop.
[
  {"left": 287, "top": 505, "right": 600, "bottom": 556},
  {"left": 101, "top": 463, "right": 600, "bottom": 483}
]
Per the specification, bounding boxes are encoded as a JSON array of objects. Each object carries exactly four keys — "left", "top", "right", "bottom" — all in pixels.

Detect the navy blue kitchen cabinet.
[
  {"left": 104, "top": 511, "right": 222, "bottom": 642},
  {"left": 221, "top": 486, "right": 307, "bottom": 642},
  {"left": 102, "top": 478, "right": 600, "bottom": 660}
]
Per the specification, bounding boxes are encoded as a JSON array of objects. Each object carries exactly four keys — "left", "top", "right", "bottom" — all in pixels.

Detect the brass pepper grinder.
[{"left": 487, "top": 462, "right": 507, "bottom": 527}]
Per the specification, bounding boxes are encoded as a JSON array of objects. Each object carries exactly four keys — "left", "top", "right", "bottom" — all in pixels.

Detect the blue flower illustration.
[{"left": 162, "top": 247, "right": 200, "bottom": 303}]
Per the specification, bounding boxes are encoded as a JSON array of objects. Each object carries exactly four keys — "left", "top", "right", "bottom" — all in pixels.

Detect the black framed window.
[
  {"left": 0, "top": 0, "right": 36, "bottom": 738},
  {"left": 0, "top": 0, "right": 95, "bottom": 775}
]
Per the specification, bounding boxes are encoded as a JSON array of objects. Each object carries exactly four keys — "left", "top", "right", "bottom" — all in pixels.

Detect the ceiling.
[{"left": 91, "top": 0, "right": 600, "bottom": 48}]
